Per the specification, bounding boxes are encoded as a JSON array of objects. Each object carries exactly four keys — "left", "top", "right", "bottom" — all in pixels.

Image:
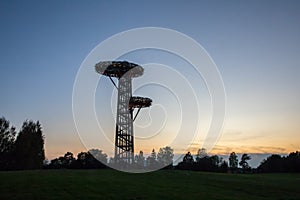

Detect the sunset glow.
[{"left": 0, "top": 1, "right": 299, "bottom": 163}]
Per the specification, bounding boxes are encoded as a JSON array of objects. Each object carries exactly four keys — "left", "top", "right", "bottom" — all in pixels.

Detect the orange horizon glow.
[{"left": 45, "top": 139, "right": 298, "bottom": 160}]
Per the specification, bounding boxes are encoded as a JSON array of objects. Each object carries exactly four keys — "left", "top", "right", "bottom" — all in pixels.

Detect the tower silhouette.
[{"left": 95, "top": 61, "right": 152, "bottom": 164}]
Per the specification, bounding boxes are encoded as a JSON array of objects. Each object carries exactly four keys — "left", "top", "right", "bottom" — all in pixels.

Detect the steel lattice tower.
[{"left": 95, "top": 61, "right": 152, "bottom": 164}]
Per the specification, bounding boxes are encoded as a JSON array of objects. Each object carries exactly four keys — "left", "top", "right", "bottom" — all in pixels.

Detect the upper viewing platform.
[{"left": 95, "top": 61, "right": 144, "bottom": 79}]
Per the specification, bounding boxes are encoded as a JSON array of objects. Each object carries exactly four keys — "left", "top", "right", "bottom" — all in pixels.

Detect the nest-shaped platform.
[
  {"left": 95, "top": 61, "right": 143, "bottom": 78},
  {"left": 129, "top": 96, "right": 152, "bottom": 108}
]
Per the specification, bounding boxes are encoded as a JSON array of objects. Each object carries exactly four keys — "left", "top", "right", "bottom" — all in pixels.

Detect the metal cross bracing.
[{"left": 115, "top": 76, "right": 134, "bottom": 163}]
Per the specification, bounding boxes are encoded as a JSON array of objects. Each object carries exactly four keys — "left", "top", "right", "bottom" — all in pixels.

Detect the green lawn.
[{"left": 0, "top": 169, "right": 299, "bottom": 200}]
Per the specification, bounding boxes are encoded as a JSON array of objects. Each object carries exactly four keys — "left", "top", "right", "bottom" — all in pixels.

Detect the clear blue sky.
[{"left": 1, "top": 0, "right": 299, "bottom": 159}]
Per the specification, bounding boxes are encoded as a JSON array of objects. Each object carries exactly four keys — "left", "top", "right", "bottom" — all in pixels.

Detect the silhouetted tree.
[
  {"left": 135, "top": 150, "right": 145, "bottom": 167},
  {"left": 194, "top": 156, "right": 212, "bottom": 171},
  {"left": 257, "top": 152, "right": 300, "bottom": 173},
  {"left": 194, "top": 155, "right": 222, "bottom": 172},
  {"left": 0, "top": 117, "right": 16, "bottom": 170},
  {"left": 47, "top": 152, "right": 75, "bottom": 169},
  {"left": 176, "top": 151, "right": 194, "bottom": 170},
  {"left": 239, "top": 153, "right": 251, "bottom": 172},
  {"left": 258, "top": 154, "right": 284, "bottom": 172},
  {"left": 63, "top": 152, "right": 76, "bottom": 166},
  {"left": 89, "top": 149, "right": 107, "bottom": 164},
  {"left": 229, "top": 152, "right": 238, "bottom": 172},
  {"left": 147, "top": 149, "right": 157, "bottom": 168},
  {"left": 210, "top": 155, "right": 221, "bottom": 167},
  {"left": 74, "top": 151, "right": 106, "bottom": 169},
  {"left": 183, "top": 152, "right": 194, "bottom": 164},
  {"left": 157, "top": 146, "right": 174, "bottom": 169},
  {"left": 15, "top": 120, "right": 45, "bottom": 170},
  {"left": 285, "top": 151, "right": 300, "bottom": 172},
  {"left": 196, "top": 148, "right": 208, "bottom": 162},
  {"left": 48, "top": 158, "right": 62, "bottom": 169}
]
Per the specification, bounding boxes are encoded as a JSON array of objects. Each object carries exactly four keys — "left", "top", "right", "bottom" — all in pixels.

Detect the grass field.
[{"left": 0, "top": 169, "right": 299, "bottom": 200}]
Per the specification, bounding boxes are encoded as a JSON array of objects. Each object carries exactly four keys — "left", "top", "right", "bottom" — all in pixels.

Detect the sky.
[{"left": 0, "top": 0, "right": 299, "bottom": 163}]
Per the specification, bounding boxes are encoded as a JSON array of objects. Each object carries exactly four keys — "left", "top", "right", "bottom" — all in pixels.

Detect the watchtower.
[{"left": 95, "top": 61, "right": 152, "bottom": 164}]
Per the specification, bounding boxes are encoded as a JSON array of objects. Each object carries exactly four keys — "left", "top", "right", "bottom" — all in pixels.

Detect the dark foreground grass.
[{"left": 0, "top": 169, "right": 299, "bottom": 200}]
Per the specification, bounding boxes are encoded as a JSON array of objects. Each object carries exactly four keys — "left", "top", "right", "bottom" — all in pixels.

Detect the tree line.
[
  {"left": 0, "top": 117, "right": 44, "bottom": 170},
  {"left": 177, "top": 149, "right": 300, "bottom": 173},
  {"left": 177, "top": 149, "right": 252, "bottom": 173},
  {"left": 46, "top": 146, "right": 174, "bottom": 170},
  {"left": 257, "top": 152, "right": 300, "bottom": 173},
  {"left": 46, "top": 150, "right": 107, "bottom": 169},
  {"left": 1, "top": 116, "right": 299, "bottom": 172}
]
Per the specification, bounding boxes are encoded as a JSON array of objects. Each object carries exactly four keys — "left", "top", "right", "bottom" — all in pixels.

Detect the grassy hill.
[{"left": 0, "top": 169, "right": 299, "bottom": 200}]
